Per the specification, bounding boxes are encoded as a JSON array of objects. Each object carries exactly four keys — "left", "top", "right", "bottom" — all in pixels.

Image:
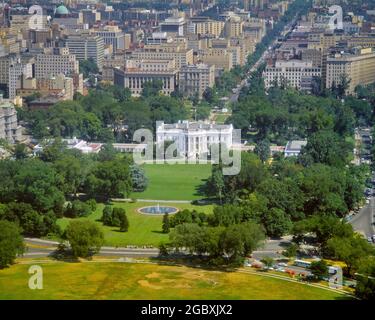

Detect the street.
[
  {"left": 350, "top": 197, "right": 375, "bottom": 239},
  {"left": 227, "top": 16, "right": 299, "bottom": 103},
  {"left": 22, "top": 237, "right": 291, "bottom": 259}
]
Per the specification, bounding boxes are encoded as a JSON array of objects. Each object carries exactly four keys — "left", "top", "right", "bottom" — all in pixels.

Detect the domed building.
[{"left": 54, "top": 4, "right": 70, "bottom": 18}]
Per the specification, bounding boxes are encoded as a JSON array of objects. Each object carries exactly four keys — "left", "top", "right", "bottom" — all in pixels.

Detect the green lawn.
[
  {"left": 56, "top": 201, "right": 214, "bottom": 247},
  {"left": 131, "top": 164, "right": 211, "bottom": 201},
  {"left": 213, "top": 114, "right": 230, "bottom": 124},
  {"left": 0, "top": 262, "right": 349, "bottom": 300}
]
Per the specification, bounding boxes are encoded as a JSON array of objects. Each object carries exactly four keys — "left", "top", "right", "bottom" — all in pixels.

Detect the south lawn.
[
  {"left": 130, "top": 164, "right": 211, "bottom": 201},
  {"left": 0, "top": 261, "right": 349, "bottom": 300},
  {"left": 56, "top": 201, "right": 214, "bottom": 247}
]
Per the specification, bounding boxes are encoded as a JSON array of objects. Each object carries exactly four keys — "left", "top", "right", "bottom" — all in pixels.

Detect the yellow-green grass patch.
[{"left": 0, "top": 262, "right": 350, "bottom": 300}]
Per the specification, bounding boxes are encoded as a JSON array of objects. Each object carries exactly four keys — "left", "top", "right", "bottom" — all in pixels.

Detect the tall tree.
[
  {"left": 162, "top": 213, "right": 170, "bottom": 234},
  {"left": 64, "top": 220, "right": 104, "bottom": 258},
  {"left": 254, "top": 139, "right": 271, "bottom": 163},
  {"left": 0, "top": 220, "right": 25, "bottom": 268}
]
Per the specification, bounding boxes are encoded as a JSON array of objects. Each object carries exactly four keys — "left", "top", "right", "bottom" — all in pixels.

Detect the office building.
[
  {"left": 114, "top": 59, "right": 179, "bottom": 96},
  {"left": 263, "top": 60, "right": 321, "bottom": 92},
  {"left": 35, "top": 47, "right": 79, "bottom": 79},
  {"left": 65, "top": 33, "right": 105, "bottom": 70},
  {"left": 179, "top": 63, "right": 215, "bottom": 98},
  {"left": 326, "top": 48, "right": 375, "bottom": 94}
]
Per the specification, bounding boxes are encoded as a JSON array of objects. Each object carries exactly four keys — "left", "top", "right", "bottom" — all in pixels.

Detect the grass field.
[
  {"left": 0, "top": 262, "right": 349, "bottom": 300},
  {"left": 56, "top": 201, "right": 214, "bottom": 247},
  {"left": 213, "top": 114, "right": 230, "bottom": 124},
  {"left": 130, "top": 164, "right": 211, "bottom": 200}
]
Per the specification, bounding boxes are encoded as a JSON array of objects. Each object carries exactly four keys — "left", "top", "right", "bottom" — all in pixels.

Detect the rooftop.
[
  {"left": 159, "top": 121, "right": 232, "bottom": 132},
  {"left": 285, "top": 140, "right": 307, "bottom": 151}
]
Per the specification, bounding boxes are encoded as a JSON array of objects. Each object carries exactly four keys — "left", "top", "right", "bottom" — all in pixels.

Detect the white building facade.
[
  {"left": 156, "top": 121, "right": 233, "bottom": 159},
  {"left": 263, "top": 60, "right": 321, "bottom": 91}
]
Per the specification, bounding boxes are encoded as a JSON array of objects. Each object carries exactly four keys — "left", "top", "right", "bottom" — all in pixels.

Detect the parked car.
[{"left": 277, "top": 262, "right": 288, "bottom": 267}]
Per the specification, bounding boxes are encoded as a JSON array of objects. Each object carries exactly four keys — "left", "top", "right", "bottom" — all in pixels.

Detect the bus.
[{"left": 294, "top": 259, "right": 312, "bottom": 268}]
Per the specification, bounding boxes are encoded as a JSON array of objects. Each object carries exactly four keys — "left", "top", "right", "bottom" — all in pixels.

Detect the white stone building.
[
  {"left": 156, "top": 121, "right": 233, "bottom": 159},
  {"left": 263, "top": 60, "right": 321, "bottom": 92}
]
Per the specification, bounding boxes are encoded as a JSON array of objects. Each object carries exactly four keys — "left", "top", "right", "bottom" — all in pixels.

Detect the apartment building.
[
  {"left": 326, "top": 48, "right": 375, "bottom": 94},
  {"left": 114, "top": 59, "right": 179, "bottom": 96},
  {"left": 263, "top": 60, "right": 321, "bottom": 91},
  {"left": 179, "top": 63, "right": 215, "bottom": 98}
]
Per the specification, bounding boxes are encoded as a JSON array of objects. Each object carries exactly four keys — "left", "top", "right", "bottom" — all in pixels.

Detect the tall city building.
[{"left": 65, "top": 34, "right": 105, "bottom": 71}]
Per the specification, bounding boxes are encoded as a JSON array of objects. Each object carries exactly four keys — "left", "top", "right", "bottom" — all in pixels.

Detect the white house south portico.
[{"left": 156, "top": 120, "right": 233, "bottom": 159}]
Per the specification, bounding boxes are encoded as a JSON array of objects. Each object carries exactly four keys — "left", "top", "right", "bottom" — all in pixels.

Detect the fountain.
[{"left": 138, "top": 204, "right": 178, "bottom": 215}]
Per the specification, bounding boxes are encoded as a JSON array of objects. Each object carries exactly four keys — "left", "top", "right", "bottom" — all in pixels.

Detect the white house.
[{"left": 156, "top": 120, "right": 233, "bottom": 159}]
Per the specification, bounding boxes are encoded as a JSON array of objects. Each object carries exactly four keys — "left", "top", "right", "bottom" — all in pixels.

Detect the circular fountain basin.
[{"left": 138, "top": 206, "right": 179, "bottom": 215}]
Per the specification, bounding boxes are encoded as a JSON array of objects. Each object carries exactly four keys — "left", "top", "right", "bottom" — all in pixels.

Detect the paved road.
[
  {"left": 350, "top": 197, "right": 375, "bottom": 238},
  {"left": 23, "top": 237, "right": 291, "bottom": 259}
]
